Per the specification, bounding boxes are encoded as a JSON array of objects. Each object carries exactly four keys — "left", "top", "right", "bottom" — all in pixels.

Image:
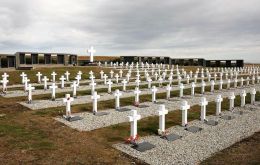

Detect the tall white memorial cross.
[
  {"left": 158, "top": 77, "right": 163, "bottom": 87},
  {"left": 65, "top": 71, "right": 70, "bottom": 81},
  {"left": 89, "top": 74, "right": 95, "bottom": 82},
  {"left": 134, "top": 87, "right": 141, "bottom": 106},
  {"left": 51, "top": 72, "right": 57, "bottom": 82},
  {"left": 42, "top": 76, "right": 49, "bottom": 90},
  {"left": 215, "top": 94, "right": 223, "bottom": 116},
  {"left": 114, "top": 89, "right": 122, "bottom": 109},
  {"left": 91, "top": 91, "right": 100, "bottom": 114},
  {"left": 89, "top": 81, "right": 96, "bottom": 95},
  {"left": 75, "top": 75, "right": 81, "bottom": 87},
  {"left": 228, "top": 92, "right": 235, "bottom": 111},
  {"left": 191, "top": 82, "right": 196, "bottom": 96},
  {"left": 27, "top": 84, "right": 35, "bottom": 104},
  {"left": 179, "top": 83, "right": 184, "bottom": 98},
  {"left": 107, "top": 79, "right": 113, "bottom": 93},
  {"left": 71, "top": 81, "right": 78, "bottom": 98},
  {"left": 20, "top": 72, "right": 27, "bottom": 84},
  {"left": 128, "top": 110, "right": 141, "bottom": 139},
  {"left": 240, "top": 90, "right": 246, "bottom": 107},
  {"left": 240, "top": 77, "right": 244, "bottom": 87},
  {"left": 36, "top": 72, "right": 42, "bottom": 83},
  {"left": 199, "top": 97, "right": 208, "bottom": 121},
  {"left": 227, "top": 79, "right": 231, "bottom": 89},
  {"left": 166, "top": 84, "right": 172, "bottom": 100},
  {"left": 180, "top": 100, "right": 190, "bottom": 127},
  {"left": 126, "top": 73, "right": 130, "bottom": 82},
  {"left": 121, "top": 79, "right": 127, "bottom": 91},
  {"left": 250, "top": 88, "right": 256, "bottom": 105},
  {"left": 158, "top": 104, "right": 168, "bottom": 135},
  {"left": 63, "top": 94, "right": 74, "bottom": 118},
  {"left": 147, "top": 78, "right": 152, "bottom": 89},
  {"left": 87, "top": 46, "right": 96, "bottom": 63},
  {"left": 49, "top": 83, "right": 58, "bottom": 101},
  {"left": 59, "top": 76, "right": 66, "bottom": 88},
  {"left": 151, "top": 86, "right": 158, "bottom": 103}
]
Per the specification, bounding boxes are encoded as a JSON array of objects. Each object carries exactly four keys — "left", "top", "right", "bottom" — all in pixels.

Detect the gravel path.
[
  {"left": 114, "top": 103, "right": 260, "bottom": 165},
  {"left": 53, "top": 84, "right": 260, "bottom": 131}
]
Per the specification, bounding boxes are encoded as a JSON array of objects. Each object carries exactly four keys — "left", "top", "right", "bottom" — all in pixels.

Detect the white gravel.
[{"left": 113, "top": 103, "right": 260, "bottom": 165}]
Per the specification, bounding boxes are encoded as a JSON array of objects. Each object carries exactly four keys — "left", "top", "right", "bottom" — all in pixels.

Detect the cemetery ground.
[{"left": 0, "top": 66, "right": 259, "bottom": 164}]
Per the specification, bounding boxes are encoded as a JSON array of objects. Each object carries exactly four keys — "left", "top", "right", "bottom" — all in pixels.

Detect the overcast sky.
[{"left": 0, "top": 0, "right": 260, "bottom": 62}]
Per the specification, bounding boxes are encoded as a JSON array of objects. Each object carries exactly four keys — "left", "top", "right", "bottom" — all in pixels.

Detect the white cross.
[
  {"left": 147, "top": 78, "right": 152, "bottom": 89},
  {"left": 135, "top": 79, "right": 141, "bottom": 87},
  {"left": 228, "top": 92, "right": 235, "bottom": 110},
  {"left": 75, "top": 75, "right": 81, "bottom": 87},
  {"left": 49, "top": 83, "right": 58, "bottom": 100},
  {"left": 126, "top": 73, "right": 130, "bottom": 82},
  {"left": 100, "top": 70, "right": 104, "bottom": 79},
  {"left": 219, "top": 80, "right": 223, "bottom": 90},
  {"left": 215, "top": 94, "right": 223, "bottom": 116},
  {"left": 115, "top": 74, "right": 119, "bottom": 84},
  {"left": 87, "top": 46, "right": 96, "bottom": 63},
  {"left": 179, "top": 83, "right": 184, "bottom": 98},
  {"left": 63, "top": 94, "right": 74, "bottom": 118},
  {"left": 151, "top": 86, "right": 158, "bottom": 102},
  {"left": 128, "top": 110, "right": 141, "bottom": 139},
  {"left": 210, "top": 80, "right": 215, "bottom": 93},
  {"left": 114, "top": 89, "right": 122, "bottom": 109},
  {"left": 27, "top": 84, "right": 35, "bottom": 103},
  {"left": 178, "top": 76, "right": 182, "bottom": 85},
  {"left": 158, "top": 76, "right": 163, "bottom": 87},
  {"left": 59, "top": 76, "right": 66, "bottom": 88},
  {"left": 121, "top": 79, "right": 127, "bottom": 91},
  {"left": 191, "top": 82, "right": 196, "bottom": 96},
  {"left": 107, "top": 79, "right": 113, "bottom": 93},
  {"left": 180, "top": 100, "right": 190, "bottom": 127},
  {"left": 166, "top": 84, "right": 172, "bottom": 100},
  {"left": 71, "top": 81, "right": 78, "bottom": 98},
  {"left": 36, "top": 72, "right": 42, "bottom": 83},
  {"left": 77, "top": 71, "right": 82, "bottom": 80},
  {"left": 42, "top": 76, "right": 49, "bottom": 90},
  {"left": 103, "top": 74, "right": 108, "bottom": 84},
  {"left": 134, "top": 87, "right": 141, "bottom": 106},
  {"left": 154, "top": 72, "right": 158, "bottom": 81},
  {"left": 51, "top": 72, "right": 57, "bottom": 82},
  {"left": 240, "top": 90, "right": 246, "bottom": 107},
  {"left": 89, "top": 74, "right": 95, "bottom": 82},
  {"left": 168, "top": 76, "right": 173, "bottom": 85},
  {"left": 0, "top": 78, "right": 9, "bottom": 93},
  {"left": 201, "top": 81, "right": 206, "bottom": 94},
  {"left": 199, "top": 97, "right": 208, "bottom": 121},
  {"left": 2, "top": 73, "right": 9, "bottom": 80},
  {"left": 234, "top": 78, "right": 238, "bottom": 88},
  {"left": 20, "top": 72, "right": 27, "bottom": 84},
  {"left": 89, "top": 81, "right": 96, "bottom": 95},
  {"left": 91, "top": 91, "right": 100, "bottom": 114},
  {"left": 65, "top": 71, "right": 70, "bottom": 81},
  {"left": 158, "top": 104, "right": 168, "bottom": 134},
  {"left": 110, "top": 70, "right": 114, "bottom": 78},
  {"left": 250, "top": 88, "right": 256, "bottom": 105},
  {"left": 227, "top": 79, "right": 231, "bottom": 89},
  {"left": 119, "top": 70, "right": 123, "bottom": 78},
  {"left": 240, "top": 77, "right": 244, "bottom": 87},
  {"left": 186, "top": 75, "right": 190, "bottom": 84},
  {"left": 24, "top": 77, "right": 30, "bottom": 91}
]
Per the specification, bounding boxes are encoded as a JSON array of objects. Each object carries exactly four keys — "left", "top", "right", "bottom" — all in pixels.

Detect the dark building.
[
  {"left": 0, "top": 52, "right": 78, "bottom": 69},
  {"left": 120, "top": 56, "right": 244, "bottom": 67}
]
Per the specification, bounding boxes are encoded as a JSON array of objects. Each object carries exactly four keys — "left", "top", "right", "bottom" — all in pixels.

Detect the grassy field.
[{"left": 0, "top": 66, "right": 259, "bottom": 164}]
